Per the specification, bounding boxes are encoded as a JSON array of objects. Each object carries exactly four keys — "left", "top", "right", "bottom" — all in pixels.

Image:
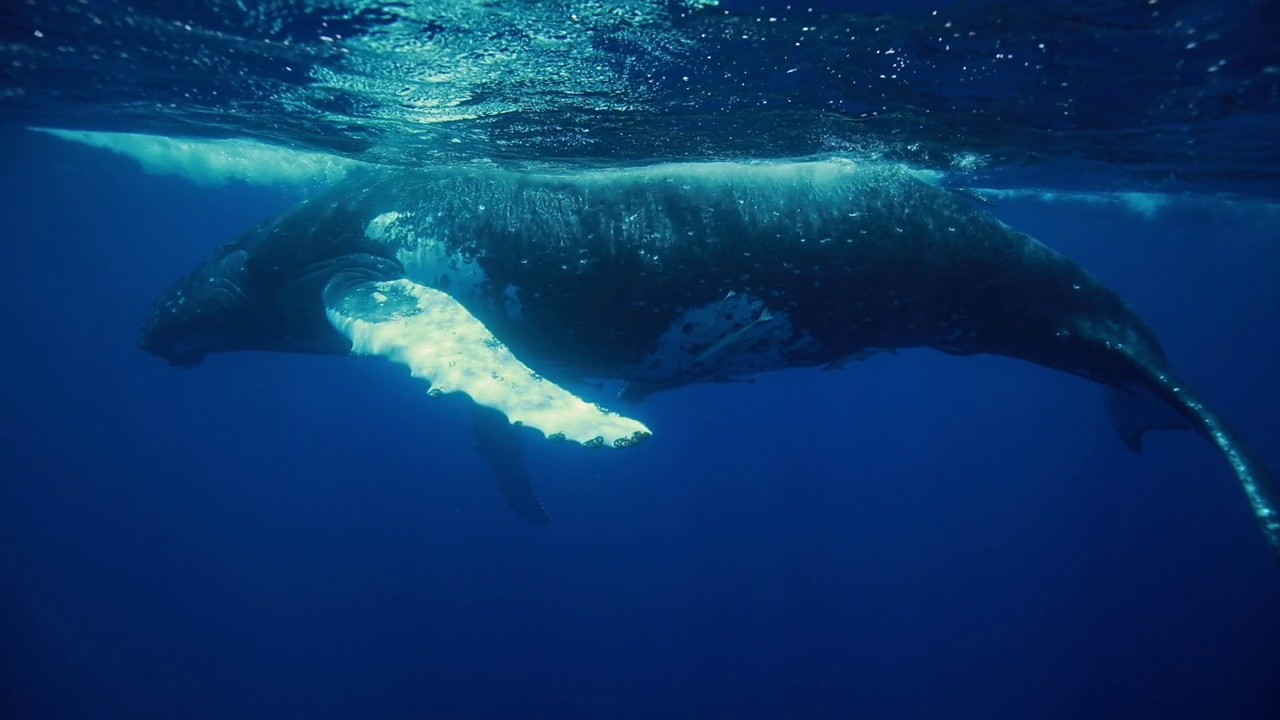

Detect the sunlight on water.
[{"left": 9, "top": 0, "right": 1273, "bottom": 195}]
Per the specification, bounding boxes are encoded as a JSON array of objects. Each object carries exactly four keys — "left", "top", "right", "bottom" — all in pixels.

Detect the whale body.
[{"left": 140, "top": 161, "right": 1280, "bottom": 559}]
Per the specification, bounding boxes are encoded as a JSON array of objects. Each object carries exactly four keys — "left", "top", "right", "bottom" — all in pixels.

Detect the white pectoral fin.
[{"left": 324, "top": 277, "right": 651, "bottom": 448}]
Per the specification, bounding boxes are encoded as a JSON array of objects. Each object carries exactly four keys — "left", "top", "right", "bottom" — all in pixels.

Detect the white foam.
[
  {"left": 1114, "top": 192, "right": 1170, "bottom": 218},
  {"left": 33, "top": 128, "right": 360, "bottom": 187},
  {"left": 569, "top": 156, "right": 896, "bottom": 184},
  {"left": 973, "top": 187, "right": 1173, "bottom": 217},
  {"left": 328, "top": 279, "right": 651, "bottom": 448}
]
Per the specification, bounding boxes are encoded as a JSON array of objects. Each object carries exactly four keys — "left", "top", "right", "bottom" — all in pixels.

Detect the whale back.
[{"left": 347, "top": 164, "right": 1170, "bottom": 391}]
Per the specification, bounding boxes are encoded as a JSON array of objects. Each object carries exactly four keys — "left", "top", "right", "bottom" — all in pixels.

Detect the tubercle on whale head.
[
  {"left": 139, "top": 246, "right": 255, "bottom": 367},
  {"left": 141, "top": 243, "right": 408, "bottom": 367}
]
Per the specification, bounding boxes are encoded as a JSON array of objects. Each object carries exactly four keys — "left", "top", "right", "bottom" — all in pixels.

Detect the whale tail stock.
[{"left": 1109, "top": 349, "right": 1280, "bottom": 564}]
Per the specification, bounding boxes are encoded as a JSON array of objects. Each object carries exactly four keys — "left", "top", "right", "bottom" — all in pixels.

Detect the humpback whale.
[{"left": 140, "top": 160, "right": 1280, "bottom": 559}]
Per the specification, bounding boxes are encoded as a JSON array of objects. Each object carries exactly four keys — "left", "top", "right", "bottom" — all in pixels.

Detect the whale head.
[
  {"left": 140, "top": 245, "right": 264, "bottom": 367},
  {"left": 141, "top": 238, "right": 404, "bottom": 367}
]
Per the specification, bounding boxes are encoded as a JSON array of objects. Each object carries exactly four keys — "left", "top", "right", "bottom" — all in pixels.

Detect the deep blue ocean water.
[{"left": 4, "top": 1, "right": 1280, "bottom": 718}]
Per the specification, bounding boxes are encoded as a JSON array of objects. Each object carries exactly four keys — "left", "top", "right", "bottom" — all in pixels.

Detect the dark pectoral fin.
[
  {"left": 1106, "top": 384, "right": 1193, "bottom": 452},
  {"left": 471, "top": 404, "right": 551, "bottom": 525}
]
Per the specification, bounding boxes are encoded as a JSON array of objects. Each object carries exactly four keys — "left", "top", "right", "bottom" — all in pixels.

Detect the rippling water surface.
[{"left": 4, "top": 0, "right": 1278, "bottom": 195}]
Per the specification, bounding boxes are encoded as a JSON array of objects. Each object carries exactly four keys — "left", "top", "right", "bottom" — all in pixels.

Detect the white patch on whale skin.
[
  {"left": 327, "top": 278, "right": 650, "bottom": 448},
  {"left": 633, "top": 292, "right": 816, "bottom": 385},
  {"left": 365, "top": 211, "right": 404, "bottom": 240},
  {"left": 366, "top": 211, "right": 490, "bottom": 297}
]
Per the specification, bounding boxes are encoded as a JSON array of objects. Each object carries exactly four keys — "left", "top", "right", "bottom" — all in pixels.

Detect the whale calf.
[{"left": 140, "top": 160, "right": 1279, "bottom": 559}]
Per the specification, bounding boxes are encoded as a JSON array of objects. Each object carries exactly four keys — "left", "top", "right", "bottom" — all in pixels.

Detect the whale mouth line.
[
  {"left": 139, "top": 249, "right": 254, "bottom": 366},
  {"left": 139, "top": 322, "right": 237, "bottom": 367}
]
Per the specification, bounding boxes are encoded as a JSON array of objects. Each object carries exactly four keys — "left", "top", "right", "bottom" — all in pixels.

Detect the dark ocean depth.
[
  {"left": 3, "top": 126, "right": 1279, "bottom": 719},
  {"left": 3, "top": 0, "right": 1280, "bottom": 717}
]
